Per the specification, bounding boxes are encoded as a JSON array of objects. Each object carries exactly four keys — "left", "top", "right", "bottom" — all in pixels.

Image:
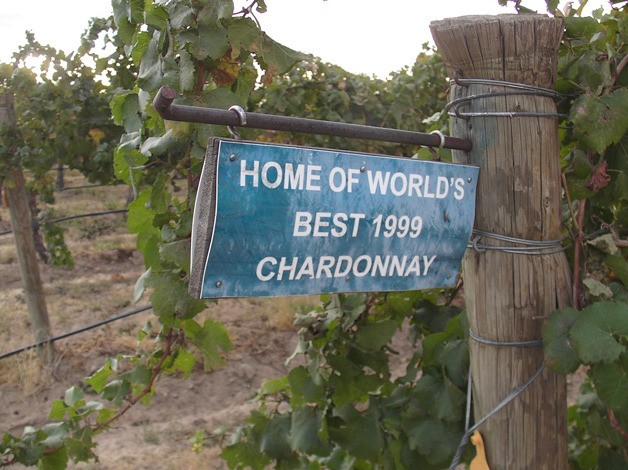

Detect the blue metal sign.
[{"left": 190, "top": 140, "right": 478, "bottom": 298}]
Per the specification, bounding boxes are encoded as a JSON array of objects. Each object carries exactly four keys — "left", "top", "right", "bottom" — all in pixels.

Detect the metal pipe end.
[{"left": 154, "top": 86, "right": 177, "bottom": 116}]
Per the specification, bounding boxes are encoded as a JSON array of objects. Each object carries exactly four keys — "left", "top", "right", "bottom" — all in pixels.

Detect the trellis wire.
[
  {"left": 0, "top": 209, "right": 127, "bottom": 237},
  {"left": 0, "top": 305, "right": 152, "bottom": 361}
]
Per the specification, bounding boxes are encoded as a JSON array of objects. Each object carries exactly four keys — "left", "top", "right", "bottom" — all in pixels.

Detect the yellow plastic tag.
[{"left": 470, "top": 431, "right": 490, "bottom": 470}]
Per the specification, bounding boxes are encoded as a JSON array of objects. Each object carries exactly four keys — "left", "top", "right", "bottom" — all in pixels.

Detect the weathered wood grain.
[
  {"left": 1, "top": 94, "right": 53, "bottom": 364},
  {"left": 431, "top": 15, "right": 571, "bottom": 469}
]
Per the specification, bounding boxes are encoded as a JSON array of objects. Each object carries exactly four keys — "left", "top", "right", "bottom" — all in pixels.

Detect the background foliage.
[{"left": 0, "top": 0, "right": 626, "bottom": 468}]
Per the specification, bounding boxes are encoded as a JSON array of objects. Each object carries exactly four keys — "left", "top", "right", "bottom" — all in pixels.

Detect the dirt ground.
[{"left": 0, "top": 173, "right": 315, "bottom": 469}]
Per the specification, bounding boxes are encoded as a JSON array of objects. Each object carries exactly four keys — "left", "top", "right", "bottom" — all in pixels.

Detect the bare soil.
[{"left": 0, "top": 173, "right": 314, "bottom": 469}]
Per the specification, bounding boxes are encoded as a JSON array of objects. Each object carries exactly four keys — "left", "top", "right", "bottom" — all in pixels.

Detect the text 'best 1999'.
[{"left": 190, "top": 140, "right": 479, "bottom": 298}]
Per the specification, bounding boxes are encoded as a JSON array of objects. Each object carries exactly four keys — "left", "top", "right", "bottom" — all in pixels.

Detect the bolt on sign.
[{"left": 189, "top": 139, "right": 479, "bottom": 298}]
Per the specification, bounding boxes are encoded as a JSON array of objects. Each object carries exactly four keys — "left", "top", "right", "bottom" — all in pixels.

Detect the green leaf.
[
  {"left": 329, "top": 407, "right": 383, "bottom": 461},
  {"left": 564, "top": 17, "right": 603, "bottom": 38},
  {"left": 405, "top": 418, "right": 460, "bottom": 464},
  {"left": 110, "top": 92, "right": 142, "bottom": 133},
  {"left": 259, "top": 414, "right": 293, "bottom": 460},
  {"left": 570, "top": 301, "right": 628, "bottom": 364},
  {"left": 198, "top": 0, "right": 234, "bottom": 23},
  {"left": 144, "top": 2, "right": 168, "bottom": 30},
  {"left": 179, "top": 49, "right": 195, "bottom": 93},
  {"left": 288, "top": 366, "right": 326, "bottom": 407},
  {"left": 113, "top": 147, "right": 147, "bottom": 186},
  {"left": 48, "top": 400, "right": 67, "bottom": 421},
  {"left": 159, "top": 239, "right": 191, "bottom": 273},
  {"left": 589, "top": 354, "right": 628, "bottom": 413},
  {"left": 145, "top": 171, "right": 171, "bottom": 213},
  {"left": 227, "top": 17, "right": 306, "bottom": 79},
  {"left": 355, "top": 319, "right": 398, "bottom": 350},
  {"left": 289, "top": 407, "right": 327, "bottom": 454},
  {"left": 188, "top": 23, "right": 229, "bottom": 61},
  {"left": 411, "top": 375, "right": 465, "bottom": 422},
  {"left": 64, "top": 386, "right": 84, "bottom": 407},
  {"left": 605, "top": 255, "right": 628, "bottom": 288},
  {"left": 171, "top": 347, "right": 196, "bottom": 378},
  {"left": 570, "top": 89, "right": 628, "bottom": 154},
  {"left": 84, "top": 360, "right": 115, "bottom": 394},
  {"left": 138, "top": 31, "right": 163, "bottom": 92},
  {"left": 101, "top": 379, "right": 131, "bottom": 405},
  {"left": 543, "top": 307, "right": 581, "bottom": 374},
  {"left": 127, "top": 188, "right": 154, "bottom": 234},
  {"left": 38, "top": 447, "right": 68, "bottom": 470},
  {"left": 140, "top": 130, "right": 175, "bottom": 157},
  {"left": 183, "top": 319, "right": 232, "bottom": 371},
  {"left": 259, "top": 376, "right": 288, "bottom": 396},
  {"left": 166, "top": 2, "right": 195, "bottom": 29},
  {"left": 147, "top": 271, "right": 206, "bottom": 324}
]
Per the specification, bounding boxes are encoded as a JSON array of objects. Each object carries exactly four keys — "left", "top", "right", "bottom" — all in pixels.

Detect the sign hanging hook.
[{"left": 228, "top": 105, "right": 247, "bottom": 140}]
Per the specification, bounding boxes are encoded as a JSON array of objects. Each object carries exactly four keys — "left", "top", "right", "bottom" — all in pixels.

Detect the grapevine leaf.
[
  {"left": 198, "top": 0, "right": 234, "bottom": 24},
  {"left": 355, "top": 319, "right": 398, "bottom": 350},
  {"left": 564, "top": 16, "right": 603, "bottom": 38},
  {"left": 288, "top": 366, "right": 325, "bottom": 407},
  {"left": 289, "top": 407, "right": 327, "bottom": 454},
  {"left": 227, "top": 17, "right": 305, "bottom": 79},
  {"left": 179, "top": 49, "right": 195, "bottom": 93},
  {"left": 166, "top": 2, "right": 195, "bottom": 30},
  {"left": 259, "top": 376, "right": 288, "bottom": 396},
  {"left": 570, "top": 89, "right": 628, "bottom": 154},
  {"left": 159, "top": 239, "right": 191, "bottom": 273},
  {"left": 113, "top": 147, "right": 147, "bottom": 185},
  {"left": 411, "top": 374, "right": 465, "bottom": 422},
  {"left": 131, "top": 31, "right": 151, "bottom": 67},
  {"left": 120, "top": 365, "right": 151, "bottom": 388},
  {"left": 144, "top": 2, "right": 168, "bottom": 30},
  {"left": 145, "top": 172, "right": 170, "bottom": 213},
  {"left": 64, "top": 386, "right": 84, "bottom": 407},
  {"left": 188, "top": 23, "right": 229, "bottom": 61},
  {"left": 329, "top": 407, "right": 383, "bottom": 461},
  {"left": 140, "top": 130, "right": 175, "bottom": 157},
  {"left": 84, "top": 360, "right": 115, "bottom": 394},
  {"left": 605, "top": 255, "right": 628, "bottom": 288},
  {"left": 259, "top": 414, "right": 293, "bottom": 460},
  {"left": 48, "top": 400, "right": 67, "bottom": 421},
  {"left": 138, "top": 31, "right": 163, "bottom": 92},
  {"left": 38, "top": 447, "right": 68, "bottom": 470},
  {"left": 134, "top": 268, "right": 151, "bottom": 302},
  {"left": 570, "top": 301, "right": 628, "bottom": 364},
  {"left": 171, "top": 347, "right": 196, "bottom": 378},
  {"left": 589, "top": 354, "right": 628, "bottom": 413},
  {"left": 405, "top": 419, "right": 460, "bottom": 464},
  {"left": 543, "top": 307, "right": 581, "bottom": 374},
  {"left": 101, "top": 379, "right": 131, "bottom": 406},
  {"left": 127, "top": 188, "right": 154, "bottom": 234},
  {"left": 183, "top": 319, "right": 232, "bottom": 371},
  {"left": 147, "top": 271, "right": 206, "bottom": 324},
  {"left": 40, "top": 422, "right": 67, "bottom": 449},
  {"left": 110, "top": 92, "right": 141, "bottom": 133}
]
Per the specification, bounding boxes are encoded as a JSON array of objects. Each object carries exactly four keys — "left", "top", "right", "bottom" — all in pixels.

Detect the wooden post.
[
  {"left": 1, "top": 94, "right": 54, "bottom": 364},
  {"left": 430, "top": 15, "right": 571, "bottom": 469}
]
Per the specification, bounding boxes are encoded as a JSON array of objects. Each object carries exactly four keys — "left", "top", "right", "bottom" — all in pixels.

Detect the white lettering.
[
  {"left": 240, "top": 160, "right": 259, "bottom": 187},
  {"left": 256, "top": 257, "right": 276, "bottom": 281}
]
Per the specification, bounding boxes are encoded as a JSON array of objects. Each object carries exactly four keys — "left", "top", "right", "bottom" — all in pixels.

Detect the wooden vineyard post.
[
  {"left": 1, "top": 94, "right": 54, "bottom": 364},
  {"left": 430, "top": 15, "right": 571, "bottom": 469}
]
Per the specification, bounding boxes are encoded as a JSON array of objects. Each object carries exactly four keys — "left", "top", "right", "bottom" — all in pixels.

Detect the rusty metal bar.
[{"left": 153, "top": 86, "right": 472, "bottom": 152}]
